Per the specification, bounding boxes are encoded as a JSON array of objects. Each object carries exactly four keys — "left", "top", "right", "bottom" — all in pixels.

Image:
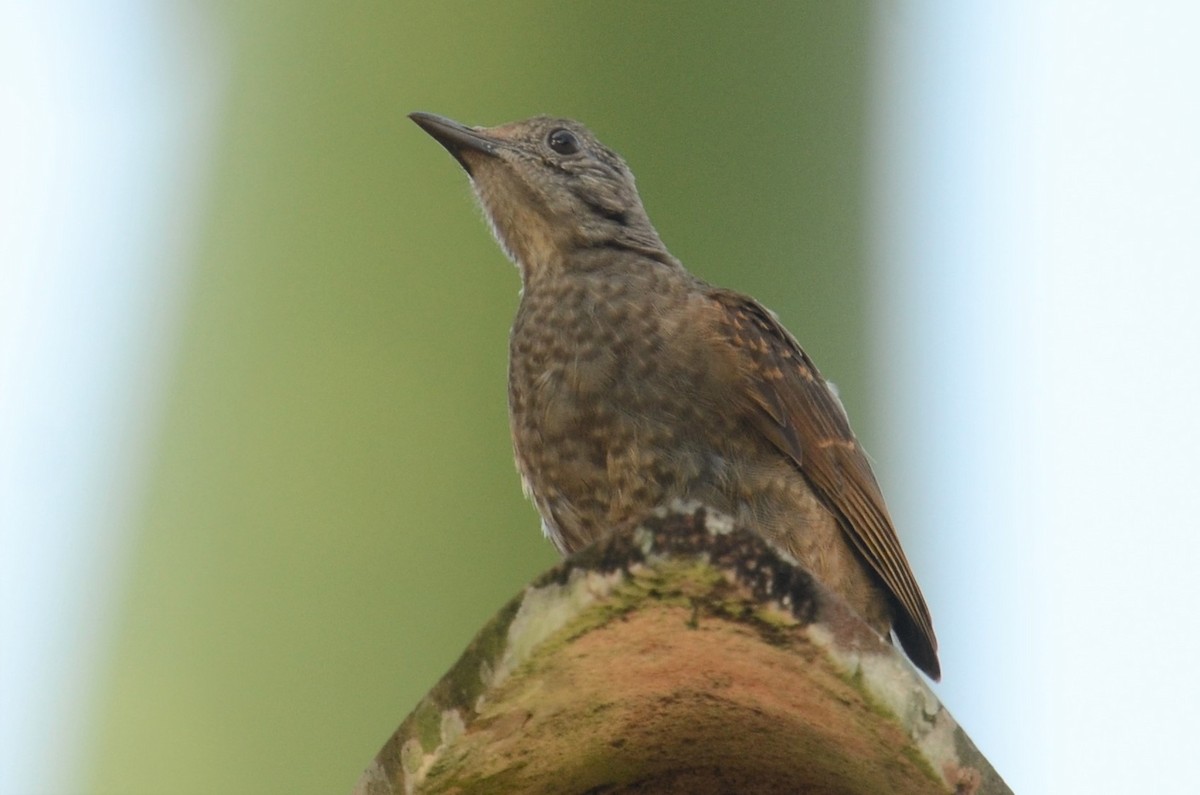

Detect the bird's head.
[{"left": 410, "top": 112, "right": 668, "bottom": 280}]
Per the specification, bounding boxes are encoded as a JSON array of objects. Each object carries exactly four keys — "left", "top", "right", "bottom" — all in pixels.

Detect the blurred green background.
[{"left": 88, "top": 3, "right": 873, "bottom": 792}]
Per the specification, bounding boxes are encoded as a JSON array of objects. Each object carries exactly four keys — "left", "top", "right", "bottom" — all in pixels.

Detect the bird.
[{"left": 409, "top": 111, "right": 940, "bottom": 680}]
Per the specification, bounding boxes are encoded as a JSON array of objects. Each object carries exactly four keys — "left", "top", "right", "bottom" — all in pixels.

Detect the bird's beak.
[{"left": 409, "top": 111, "right": 500, "bottom": 176}]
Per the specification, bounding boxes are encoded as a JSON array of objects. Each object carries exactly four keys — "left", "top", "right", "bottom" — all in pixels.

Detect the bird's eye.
[{"left": 547, "top": 128, "right": 581, "bottom": 155}]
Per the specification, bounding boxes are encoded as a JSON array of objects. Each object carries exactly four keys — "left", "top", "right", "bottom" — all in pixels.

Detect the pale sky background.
[
  {"left": 874, "top": 4, "right": 1200, "bottom": 790},
  {"left": 3, "top": 2, "right": 1199, "bottom": 793}
]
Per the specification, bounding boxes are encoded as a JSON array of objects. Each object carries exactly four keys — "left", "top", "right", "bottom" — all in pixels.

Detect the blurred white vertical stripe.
[
  {"left": 870, "top": 3, "right": 1035, "bottom": 790},
  {"left": 1027, "top": 4, "right": 1200, "bottom": 793},
  {"left": 0, "top": 2, "right": 222, "bottom": 792},
  {"left": 873, "top": 3, "right": 1200, "bottom": 793}
]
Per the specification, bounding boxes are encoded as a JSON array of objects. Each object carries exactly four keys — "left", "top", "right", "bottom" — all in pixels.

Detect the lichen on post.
[{"left": 354, "top": 504, "right": 1010, "bottom": 795}]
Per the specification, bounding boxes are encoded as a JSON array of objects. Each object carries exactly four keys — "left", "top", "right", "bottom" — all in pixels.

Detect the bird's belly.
[
  {"left": 511, "top": 359, "right": 695, "bottom": 552},
  {"left": 512, "top": 356, "right": 773, "bottom": 543}
]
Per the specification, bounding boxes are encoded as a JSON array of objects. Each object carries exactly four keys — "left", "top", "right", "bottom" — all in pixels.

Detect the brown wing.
[{"left": 707, "top": 288, "right": 940, "bottom": 680}]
